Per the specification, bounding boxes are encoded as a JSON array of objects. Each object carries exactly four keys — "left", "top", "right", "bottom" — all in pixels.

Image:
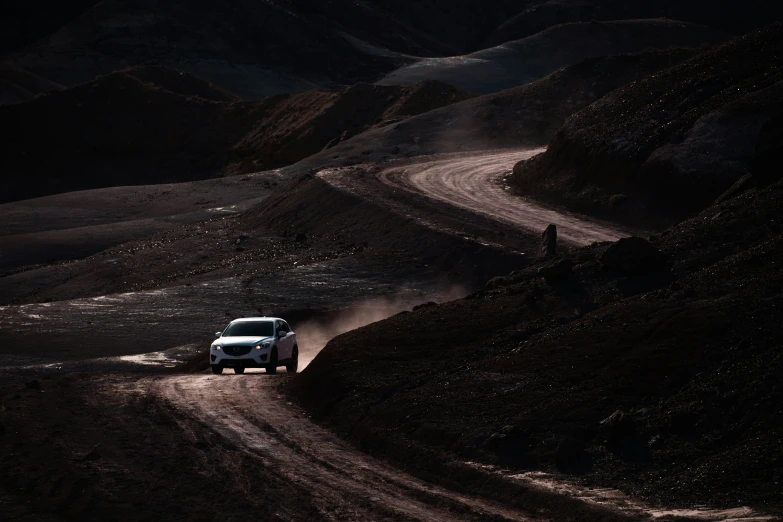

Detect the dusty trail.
[
  {"left": 378, "top": 149, "right": 634, "bottom": 246},
  {"left": 152, "top": 374, "right": 536, "bottom": 522},
  {"left": 146, "top": 374, "right": 767, "bottom": 521}
]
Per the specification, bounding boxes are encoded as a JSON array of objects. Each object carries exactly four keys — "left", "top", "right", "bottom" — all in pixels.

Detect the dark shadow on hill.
[{"left": 511, "top": 23, "right": 783, "bottom": 229}]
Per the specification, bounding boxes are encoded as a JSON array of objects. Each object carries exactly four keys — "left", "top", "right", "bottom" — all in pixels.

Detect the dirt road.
[
  {"left": 152, "top": 374, "right": 536, "bottom": 521},
  {"left": 2, "top": 148, "right": 770, "bottom": 520},
  {"left": 379, "top": 149, "right": 634, "bottom": 246},
  {"left": 146, "top": 372, "right": 769, "bottom": 522}
]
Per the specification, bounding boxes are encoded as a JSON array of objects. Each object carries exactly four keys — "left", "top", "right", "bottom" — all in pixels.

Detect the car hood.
[{"left": 214, "top": 336, "right": 273, "bottom": 346}]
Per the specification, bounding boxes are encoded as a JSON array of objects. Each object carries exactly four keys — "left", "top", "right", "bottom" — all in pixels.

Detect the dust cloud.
[{"left": 293, "top": 286, "right": 467, "bottom": 370}]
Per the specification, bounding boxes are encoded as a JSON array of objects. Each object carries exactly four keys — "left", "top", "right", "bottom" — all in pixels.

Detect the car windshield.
[{"left": 222, "top": 321, "right": 274, "bottom": 337}]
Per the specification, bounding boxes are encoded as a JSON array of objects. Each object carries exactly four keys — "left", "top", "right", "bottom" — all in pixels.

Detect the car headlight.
[
  {"left": 255, "top": 342, "right": 271, "bottom": 350},
  {"left": 214, "top": 346, "right": 221, "bottom": 350}
]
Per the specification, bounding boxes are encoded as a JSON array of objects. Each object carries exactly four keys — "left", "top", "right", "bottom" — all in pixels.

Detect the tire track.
[
  {"left": 378, "top": 149, "right": 635, "bottom": 246},
  {"left": 152, "top": 375, "right": 536, "bottom": 522}
]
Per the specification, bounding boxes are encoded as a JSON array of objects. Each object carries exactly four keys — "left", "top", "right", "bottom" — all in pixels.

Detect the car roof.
[{"left": 229, "top": 317, "right": 284, "bottom": 323}]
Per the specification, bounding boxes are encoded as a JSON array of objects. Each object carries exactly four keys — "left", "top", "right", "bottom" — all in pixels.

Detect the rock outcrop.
[
  {"left": 512, "top": 23, "right": 783, "bottom": 228},
  {"left": 541, "top": 224, "right": 558, "bottom": 258}
]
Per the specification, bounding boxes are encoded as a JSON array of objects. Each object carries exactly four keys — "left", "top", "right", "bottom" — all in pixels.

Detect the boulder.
[
  {"left": 600, "top": 237, "right": 666, "bottom": 274},
  {"left": 541, "top": 224, "right": 557, "bottom": 258}
]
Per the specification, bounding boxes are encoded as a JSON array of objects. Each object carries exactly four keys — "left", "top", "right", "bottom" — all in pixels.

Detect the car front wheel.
[
  {"left": 234, "top": 367, "right": 245, "bottom": 374},
  {"left": 266, "top": 349, "right": 278, "bottom": 375},
  {"left": 211, "top": 366, "right": 223, "bottom": 375}
]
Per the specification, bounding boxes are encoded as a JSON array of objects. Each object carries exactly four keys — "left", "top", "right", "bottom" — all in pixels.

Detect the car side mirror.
[
  {"left": 215, "top": 331, "right": 222, "bottom": 337},
  {"left": 278, "top": 331, "right": 287, "bottom": 338}
]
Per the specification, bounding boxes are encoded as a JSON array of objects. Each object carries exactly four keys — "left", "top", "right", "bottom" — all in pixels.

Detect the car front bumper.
[{"left": 210, "top": 347, "right": 270, "bottom": 367}]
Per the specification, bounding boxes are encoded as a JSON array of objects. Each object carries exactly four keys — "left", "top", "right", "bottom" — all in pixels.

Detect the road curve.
[
  {"left": 138, "top": 373, "right": 768, "bottom": 522},
  {"left": 379, "top": 149, "right": 633, "bottom": 246},
  {"left": 152, "top": 374, "right": 535, "bottom": 522}
]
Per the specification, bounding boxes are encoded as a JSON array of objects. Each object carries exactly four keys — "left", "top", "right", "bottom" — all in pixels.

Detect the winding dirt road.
[
  {"left": 137, "top": 151, "right": 656, "bottom": 521},
  {"left": 147, "top": 373, "right": 767, "bottom": 522},
  {"left": 152, "top": 374, "right": 536, "bottom": 521},
  {"left": 378, "top": 149, "right": 633, "bottom": 246},
  {"left": 43, "top": 149, "right": 762, "bottom": 521}
]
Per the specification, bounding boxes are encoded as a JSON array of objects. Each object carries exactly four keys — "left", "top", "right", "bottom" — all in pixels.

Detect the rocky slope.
[
  {"left": 5, "top": 0, "right": 779, "bottom": 100},
  {"left": 0, "top": 68, "right": 470, "bottom": 202},
  {"left": 118, "top": 65, "right": 239, "bottom": 102},
  {"left": 2, "top": 0, "right": 404, "bottom": 98},
  {"left": 227, "top": 80, "right": 473, "bottom": 175},
  {"left": 2, "top": 0, "right": 528, "bottom": 98},
  {"left": 482, "top": 0, "right": 783, "bottom": 48},
  {"left": 0, "top": 0, "right": 98, "bottom": 55},
  {"left": 512, "top": 23, "right": 783, "bottom": 228},
  {"left": 300, "top": 0, "right": 524, "bottom": 56},
  {"left": 292, "top": 48, "right": 698, "bottom": 169},
  {"left": 290, "top": 131, "right": 783, "bottom": 514},
  {"left": 0, "top": 63, "right": 63, "bottom": 104},
  {"left": 379, "top": 19, "right": 726, "bottom": 94}
]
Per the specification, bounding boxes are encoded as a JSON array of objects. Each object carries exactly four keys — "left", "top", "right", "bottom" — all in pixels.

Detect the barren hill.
[
  {"left": 482, "top": 0, "right": 783, "bottom": 48},
  {"left": 288, "top": 0, "right": 524, "bottom": 56},
  {"left": 4, "top": 0, "right": 780, "bottom": 101},
  {"left": 121, "top": 65, "right": 239, "bottom": 102},
  {"left": 379, "top": 19, "right": 726, "bottom": 94},
  {"left": 0, "top": 68, "right": 471, "bottom": 202},
  {"left": 288, "top": 48, "right": 699, "bottom": 170},
  {"left": 228, "top": 80, "right": 473, "bottom": 175},
  {"left": 2, "top": 0, "right": 528, "bottom": 98},
  {"left": 0, "top": 0, "right": 97, "bottom": 56},
  {"left": 3, "top": 0, "right": 404, "bottom": 98},
  {"left": 512, "top": 23, "right": 783, "bottom": 227},
  {"left": 0, "top": 64, "right": 63, "bottom": 104}
]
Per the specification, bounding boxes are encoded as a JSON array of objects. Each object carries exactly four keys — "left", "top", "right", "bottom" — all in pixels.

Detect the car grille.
[{"left": 223, "top": 346, "right": 252, "bottom": 357}]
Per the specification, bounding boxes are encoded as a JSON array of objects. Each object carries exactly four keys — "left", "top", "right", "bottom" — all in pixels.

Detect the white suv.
[{"left": 210, "top": 317, "right": 298, "bottom": 375}]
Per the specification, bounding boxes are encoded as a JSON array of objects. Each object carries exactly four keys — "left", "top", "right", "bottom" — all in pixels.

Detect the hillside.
[
  {"left": 482, "top": 0, "right": 783, "bottom": 48},
  {"left": 4, "top": 0, "right": 781, "bottom": 101},
  {"left": 0, "top": 0, "right": 98, "bottom": 55},
  {"left": 290, "top": 136, "right": 783, "bottom": 513},
  {"left": 287, "top": 48, "right": 699, "bottom": 170},
  {"left": 226, "top": 80, "right": 474, "bottom": 175},
  {"left": 2, "top": 0, "right": 528, "bottom": 98},
  {"left": 120, "top": 65, "right": 239, "bottom": 102},
  {"left": 0, "top": 63, "right": 63, "bottom": 104},
  {"left": 378, "top": 19, "right": 726, "bottom": 94},
  {"left": 511, "top": 23, "right": 783, "bottom": 228},
  {"left": 0, "top": 68, "right": 471, "bottom": 202},
  {"left": 3, "top": 0, "right": 404, "bottom": 98},
  {"left": 299, "top": 0, "right": 524, "bottom": 55}
]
